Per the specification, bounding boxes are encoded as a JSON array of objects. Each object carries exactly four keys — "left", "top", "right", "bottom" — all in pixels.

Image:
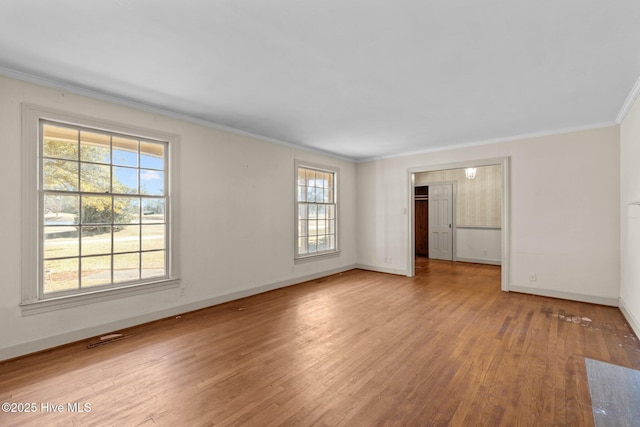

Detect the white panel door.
[{"left": 428, "top": 184, "right": 453, "bottom": 260}]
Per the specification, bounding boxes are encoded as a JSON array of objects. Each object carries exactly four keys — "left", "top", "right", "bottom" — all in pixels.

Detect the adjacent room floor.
[{"left": 1, "top": 259, "right": 639, "bottom": 426}]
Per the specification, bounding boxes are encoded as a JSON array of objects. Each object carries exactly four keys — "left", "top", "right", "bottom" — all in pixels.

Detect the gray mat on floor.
[{"left": 585, "top": 358, "right": 640, "bottom": 427}]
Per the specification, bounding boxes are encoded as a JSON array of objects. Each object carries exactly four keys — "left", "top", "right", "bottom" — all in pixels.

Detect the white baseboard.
[
  {"left": 619, "top": 297, "right": 640, "bottom": 337},
  {"left": 0, "top": 264, "right": 357, "bottom": 362},
  {"left": 456, "top": 257, "right": 501, "bottom": 266},
  {"left": 509, "top": 285, "right": 619, "bottom": 307},
  {"left": 355, "top": 263, "right": 407, "bottom": 276}
]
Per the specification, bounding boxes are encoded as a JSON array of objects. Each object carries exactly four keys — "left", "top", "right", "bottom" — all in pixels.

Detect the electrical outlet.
[{"left": 529, "top": 273, "right": 537, "bottom": 282}]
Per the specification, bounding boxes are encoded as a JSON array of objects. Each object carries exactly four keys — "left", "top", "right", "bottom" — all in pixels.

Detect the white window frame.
[
  {"left": 21, "top": 104, "right": 180, "bottom": 315},
  {"left": 294, "top": 160, "right": 339, "bottom": 262}
]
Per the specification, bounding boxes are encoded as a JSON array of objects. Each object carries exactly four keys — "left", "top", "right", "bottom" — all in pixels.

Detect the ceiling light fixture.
[{"left": 465, "top": 167, "right": 477, "bottom": 179}]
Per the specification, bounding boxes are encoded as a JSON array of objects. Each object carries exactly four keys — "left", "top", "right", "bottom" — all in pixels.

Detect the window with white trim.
[
  {"left": 21, "top": 105, "right": 179, "bottom": 311},
  {"left": 295, "top": 163, "right": 338, "bottom": 259}
]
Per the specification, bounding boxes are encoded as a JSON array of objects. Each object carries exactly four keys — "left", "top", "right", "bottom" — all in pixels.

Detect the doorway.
[{"left": 408, "top": 157, "right": 510, "bottom": 292}]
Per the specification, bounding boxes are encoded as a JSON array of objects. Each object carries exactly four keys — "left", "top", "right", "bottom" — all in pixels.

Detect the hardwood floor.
[{"left": 1, "top": 258, "right": 639, "bottom": 426}]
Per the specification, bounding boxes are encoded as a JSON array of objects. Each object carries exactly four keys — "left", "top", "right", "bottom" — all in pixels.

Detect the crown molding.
[
  {"left": 616, "top": 74, "right": 640, "bottom": 124},
  {"left": 2, "top": 64, "right": 632, "bottom": 165},
  {"left": 357, "top": 121, "right": 617, "bottom": 163},
  {"left": 0, "top": 66, "right": 354, "bottom": 163}
]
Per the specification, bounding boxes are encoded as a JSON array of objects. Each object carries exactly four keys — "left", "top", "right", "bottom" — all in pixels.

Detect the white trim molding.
[
  {"left": 362, "top": 123, "right": 616, "bottom": 163},
  {"left": 619, "top": 298, "right": 640, "bottom": 338},
  {"left": 356, "top": 264, "right": 407, "bottom": 276},
  {"left": 457, "top": 257, "right": 501, "bottom": 266},
  {"left": 510, "top": 285, "right": 619, "bottom": 307},
  {"left": 21, "top": 103, "right": 181, "bottom": 313},
  {"left": 617, "top": 74, "right": 640, "bottom": 124},
  {"left": 1, "top": 66, "right": 353, "bottom": 163}
]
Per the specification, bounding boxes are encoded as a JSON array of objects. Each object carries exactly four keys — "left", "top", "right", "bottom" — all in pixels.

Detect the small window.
[{"left": 295, "top": 163, "right": 338, "bottom": 259}]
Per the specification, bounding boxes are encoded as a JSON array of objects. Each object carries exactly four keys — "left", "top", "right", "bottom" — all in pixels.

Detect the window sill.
[
  {"left": 20, "top": 278, "right": 181, "bottom": 316},
  {"left": 294, "top": 250, "right": 341, "bottom": 264}
]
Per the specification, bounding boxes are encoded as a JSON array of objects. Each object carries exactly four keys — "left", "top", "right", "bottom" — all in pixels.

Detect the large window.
[
  {"left": 296, "top": 163, "right": 338, "bottom": 259},
  {"left": 42, "top": 121, "right": 168, "bottom": 294},
  {"left": 22, "top": 105, "right": 179, "bottom": 312}
]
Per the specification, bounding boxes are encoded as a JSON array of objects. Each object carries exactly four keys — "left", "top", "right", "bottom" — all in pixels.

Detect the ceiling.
[{"left": 1, "top": 0, "right": 639, "bottom": 162}]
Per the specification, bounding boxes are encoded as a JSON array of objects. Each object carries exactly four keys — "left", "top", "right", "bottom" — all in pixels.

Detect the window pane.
[
  {"left": 308, "top": 220, "right": 317, "bottom": 236},
  {"left": 81, "top": 131, "right": 110, "bottom": 164},
  {"left": 43, "top": 124, "right": 78, "bottom": 160},
  {"left": 142, "top": 224, "right": 165, "bottom": 251},
  {"left": 323, "top": 173, "right": 331, "bottom": 189},
  {"left": 317, "top": 205, "right": 326, "bottom": 220},
  {"left": 298, "top": 205, "right": 307, "bottom": 220},
  {"left": 307, "top": 186, "right": 315, "bottom": 202},
  {"left": 315, "top": 187, "right": 323, "bottom": 202},
  {"left": 113, "top": 166, "right": 138, "bottom": 194},
  {"left": 308, "top": 205, "right": 317, "bottom": 219},
  {"left": 329, "top": 219, "right": 336, "bottom": 234},
  {"left": 114, "top": 225, "right": 140, "bottom": 253},
  {"left": 317, "top": 235, "right": 327, "bottom": 252},
  {"left": 305, "top": 169, "right": 315, "bottom": 186},
  {"left": 81, "top": 226, "right": 112, "bottom": 256},
  {"left": 44, "top": 226, "right": 79, "bottom": 259},
  {"left": 44, "top": 258, "right": 79, "bottom": 293},
  {"left": 328, "top": 235, "right": 336, "bottom": 250},
  {"left": 297, "top": 168, "right": 306, "bottom": 186},
  {"left": 298, "top": 220, "right": 307, "bottom": 237},
  {"left": 112, "top": 136, "right": 138, "bottom": 167},
  {"left": 308, "top": 236, "right": 317, "bottom": 253},
  {"left": 114, "top": 253, "right": 140, "bottom": 283},
  {"left": 140, "top": 141, "right": 164, "bottom": 170},
  {"left": 318, "top": 219, "right": 327, "bottom": 235},
  {"left": 298, "top": 237, "right": 308, "bottom": 254},
  {"left": 80, "top": 162, "right": 111, "bottom": 193},
  {"left": 44, "top": 194, "right": 79, "bottom": 225},
  {"left": 142, "top": 198, "right": 165, "bottom": 223},
  {"left": 44, "top": 159, "right": 78, "bottom": 191},
  {"left": 114, "top": 196, "right": 140, "bottom": 224},
  {"left": 81, "top": 255, "right": 112, "bottom": 287},
  {"left": 140, "top": 169, "right": 164, "bottom": 195},
  {"left": 298, "top": 185, "right": 306, "bottom": 202},
  {"left": 82, "top": 196, "right": 112, "bottom": 224},
  {"left": 327, "top": 205, "right": 335, "bottom": 219},
  {"left": 142, "top": 251, "right": 165, "bottom": 279}
]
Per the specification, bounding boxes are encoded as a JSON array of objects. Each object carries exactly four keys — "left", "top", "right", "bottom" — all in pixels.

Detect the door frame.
[{"left": 407, "top": 157, "right": 511, "bottom": 292}]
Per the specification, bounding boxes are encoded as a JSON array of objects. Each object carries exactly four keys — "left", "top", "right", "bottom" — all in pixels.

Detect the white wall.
[
  {"left": 620, "top": 91, "right": 640, "bottom": 336},
  {"left": 415, "top": 165, "right": 502, "bottom": 227},
  {"left": 357, "top": 126, "right": 620, "bottom": 305},
  {"left": 0, "top": 75, "right": 357, "bottom": 360},
  {"left": 456, "top": 228, "right": 501, "bottom": 264}
]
